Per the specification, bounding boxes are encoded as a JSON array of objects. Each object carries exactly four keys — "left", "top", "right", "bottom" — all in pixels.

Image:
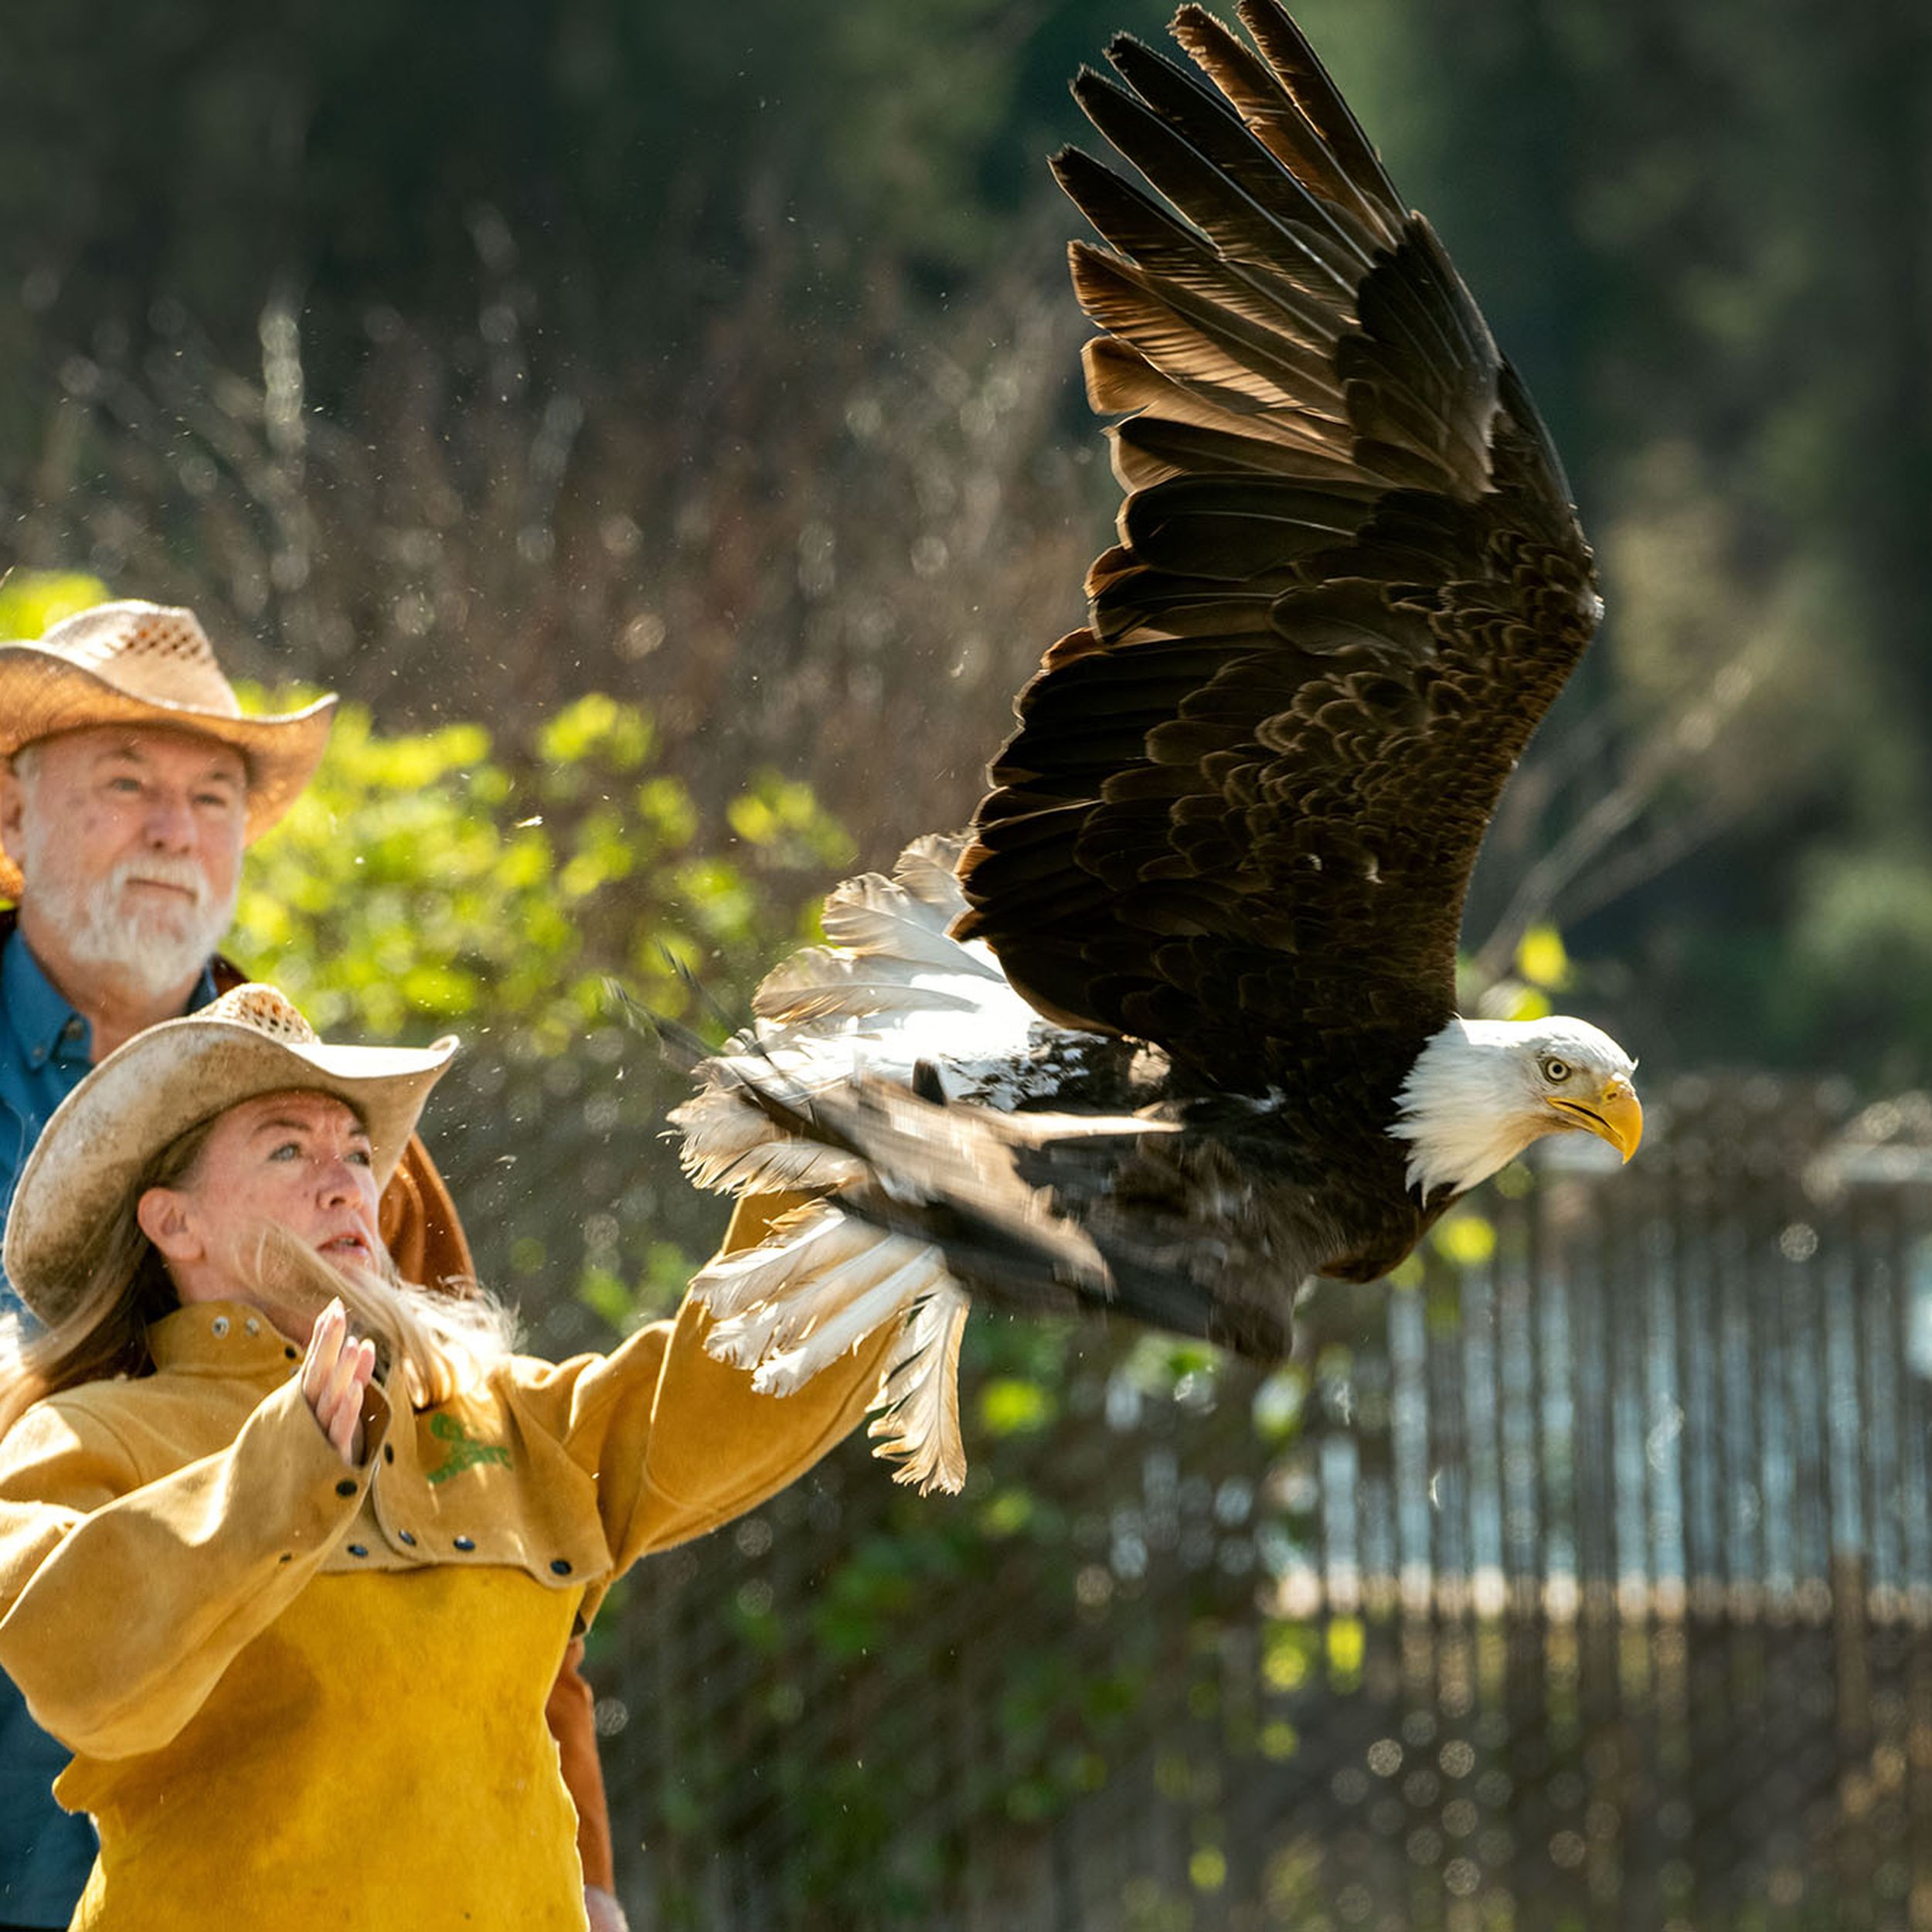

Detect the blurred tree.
[
  {"left": 0, "top": 0, "right": 1178, "bottom": 408},
  {"left": 5, "top": 237, "right": 1104, "bottom": 856}
]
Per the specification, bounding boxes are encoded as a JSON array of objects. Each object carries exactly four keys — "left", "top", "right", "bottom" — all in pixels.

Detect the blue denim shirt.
[{"left": 0, "top": 927, "right": 218, "bottom": 1926}]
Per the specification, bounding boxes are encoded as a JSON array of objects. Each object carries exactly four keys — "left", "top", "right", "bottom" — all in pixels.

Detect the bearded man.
[{"left": 0, "top": 603, "right": 626, "bottom": 1932}]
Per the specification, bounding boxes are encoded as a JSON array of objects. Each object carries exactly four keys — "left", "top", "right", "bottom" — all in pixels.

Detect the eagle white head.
[{"left": 1389, "top": 1015, "right": 1642, "bottom": 1199}]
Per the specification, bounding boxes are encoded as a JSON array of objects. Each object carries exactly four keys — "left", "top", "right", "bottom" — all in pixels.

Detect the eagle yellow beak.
[{"left": 1547, "top": 1076, "right": 1643, "bottom": 1162}]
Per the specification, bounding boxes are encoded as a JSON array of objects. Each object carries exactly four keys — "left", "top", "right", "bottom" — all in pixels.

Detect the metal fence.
[{"left": 437, "top": 1062, "right": 1932, "bottom": 1930}]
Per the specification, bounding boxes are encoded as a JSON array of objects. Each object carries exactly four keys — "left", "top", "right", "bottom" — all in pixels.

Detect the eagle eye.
[{"left": 1540, "top": 1056, "right": 1572, "bottom": 1083}]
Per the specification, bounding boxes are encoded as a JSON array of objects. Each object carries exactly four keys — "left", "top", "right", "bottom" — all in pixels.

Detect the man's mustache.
[{"left": 111, "top": 856, "right": 209, "bottom": 909}]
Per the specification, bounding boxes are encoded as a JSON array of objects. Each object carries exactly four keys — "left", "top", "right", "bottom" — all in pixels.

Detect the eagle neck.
[{"left": 1387, "top": 1016, "right": 1543, "bottom": 1197}]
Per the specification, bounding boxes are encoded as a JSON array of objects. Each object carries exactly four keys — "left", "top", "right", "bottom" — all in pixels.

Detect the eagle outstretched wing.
[
  {"left": 661, "top": 5, "right": 1641, "bottom": 1494},
  {"left": 955, "top": 0, "right": 1600, "bottom": 1096}
]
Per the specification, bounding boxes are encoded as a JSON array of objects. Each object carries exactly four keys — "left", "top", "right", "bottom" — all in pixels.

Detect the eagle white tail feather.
[
  {"left": 668, "top": 1082, "right": 869, "bottom": 1194},
  {"left": 884, "top": 835, "right": 971, "bottom": 910},
  {"left": 689, "top": 1207, "right": 862, "bottom": 1318},
  {"left": 747, "top": 1257, "right": 938, "bottom": 1395},
  {"left": 753, "top": 954, "right": 985, "bottom": 1025},
  {"left": 711, "top": 1220, "right": 940, "bottom": 1371},
  {"left": 672, "top": 834, "right": 1065, "bottom": 1492},
  {"left": 818, "top": 872, "right": 1003, "bottom": 978},
  {"left": 691, "top": 1205, "right": 968, "bottom": 1491},
  {"left": 869, "top": 1287, "right": 971, "bottom": 1495}
]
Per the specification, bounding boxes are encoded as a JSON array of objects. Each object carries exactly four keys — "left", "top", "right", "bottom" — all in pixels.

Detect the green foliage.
[
  {"left": 0, "top": 569, "right": 111, "bottom": 638},
  {"left": 233, "top": 689, "right": 852, "bottom": 1049},
  {"left": 978, "top": 1376, "right": 1055, "bottom": 1437},
  {"left": 1498, "top": 923, "right": 1571, "bottom": 1022},
  {"left": 1430, "top": 1210, "right": 1498, "bottom": 1270},
  {"left": 1777, "top": 845, "right": 1932, "bottom": 1082}
]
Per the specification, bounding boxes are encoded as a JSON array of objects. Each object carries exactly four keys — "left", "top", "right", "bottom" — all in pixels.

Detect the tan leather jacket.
[{"left": 0, "top": 1225, "right": 883, "bottom": 1929}]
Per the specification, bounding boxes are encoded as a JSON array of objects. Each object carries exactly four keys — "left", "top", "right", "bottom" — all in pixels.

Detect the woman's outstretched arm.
[{"left": 512, "top": 1193, "right": 897, "bottom": 1597}]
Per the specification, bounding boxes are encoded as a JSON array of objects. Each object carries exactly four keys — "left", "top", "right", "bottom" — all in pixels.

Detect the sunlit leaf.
[
  {"left": 1432, "top": 1213, "right": 1496, "bottom": 1268},
  {"left": 1515, "top": 923, "right": 1571, "bottom": 989},
  {"left": 979, "top": 1377, "right": 1053, "bottom": 1435},
  {"left": 0, "top": 570, "right": 111, "bottom": 638},
  {"left": 1189, "top": 1848, "right": 1226, "bottom": 1893},
  {"left": 1325, "top": 1617, "right": 1365, "bottom": 1679},
  {"left": 977, "top": 1488, "right": 1033, "bottom": 1538}
]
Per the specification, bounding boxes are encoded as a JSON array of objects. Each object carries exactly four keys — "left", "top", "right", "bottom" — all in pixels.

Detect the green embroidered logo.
[{"left": 426, "top": 1413, "right": 512, "bottom": 1485}]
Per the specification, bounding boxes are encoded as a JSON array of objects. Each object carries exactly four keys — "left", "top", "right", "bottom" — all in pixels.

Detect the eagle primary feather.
[{"left": 665, "top": 2, "right": 1641, "bottom": 1494}]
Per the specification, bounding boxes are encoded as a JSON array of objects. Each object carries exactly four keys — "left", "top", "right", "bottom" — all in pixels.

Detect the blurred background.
[{"left": 4, "top": 0, "right": 1932, "bottom": 1925}]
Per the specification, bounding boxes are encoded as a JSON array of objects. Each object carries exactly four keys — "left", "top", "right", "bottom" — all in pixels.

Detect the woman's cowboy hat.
[
  {"left": 3, "top": 985, "right": 457, "bottom": 1324},
  {"left": 0, "top": 600, "right": 337, "bottom": 898}
]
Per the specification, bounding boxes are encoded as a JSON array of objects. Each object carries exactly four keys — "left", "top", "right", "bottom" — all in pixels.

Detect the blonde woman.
[{"left": 0, "top": 985, "right": 881, "bottom": 1930}]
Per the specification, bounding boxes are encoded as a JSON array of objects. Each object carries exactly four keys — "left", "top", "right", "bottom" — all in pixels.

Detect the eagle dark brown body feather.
[{"left": 773, "top": 1046, "right": 1455, "bottom": 1366}]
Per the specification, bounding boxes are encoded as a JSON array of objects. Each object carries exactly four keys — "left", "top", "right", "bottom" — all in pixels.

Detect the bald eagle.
[{"left": 668, "top": 1, "right": 1642, "bottom": 1492}]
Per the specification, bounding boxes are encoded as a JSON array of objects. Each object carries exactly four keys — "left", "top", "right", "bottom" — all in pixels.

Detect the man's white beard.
[{"left": 27, "top": 846, "right": 236, "bottom": 1005}]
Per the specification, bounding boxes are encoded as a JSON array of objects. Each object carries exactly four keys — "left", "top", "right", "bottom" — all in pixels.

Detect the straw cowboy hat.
[
  {"left": 0, "top": 600, "right": 338, "bottom": 898},
  {"left": 3, "top": 985, "right": 457, "bottom": 1324}
]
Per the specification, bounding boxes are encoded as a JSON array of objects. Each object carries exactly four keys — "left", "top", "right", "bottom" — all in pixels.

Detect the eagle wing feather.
[{"left": 955, "top": 0, "right": 1599, "bottom": 1097}]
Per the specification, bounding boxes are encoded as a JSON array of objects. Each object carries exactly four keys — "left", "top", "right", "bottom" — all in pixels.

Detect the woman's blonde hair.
[
  {"left": 0, "top": 1110, "right": 515, "bottom": 1437},
  {"left": 245, "top": 1228, "right": 519, "bottom": 1410}
]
